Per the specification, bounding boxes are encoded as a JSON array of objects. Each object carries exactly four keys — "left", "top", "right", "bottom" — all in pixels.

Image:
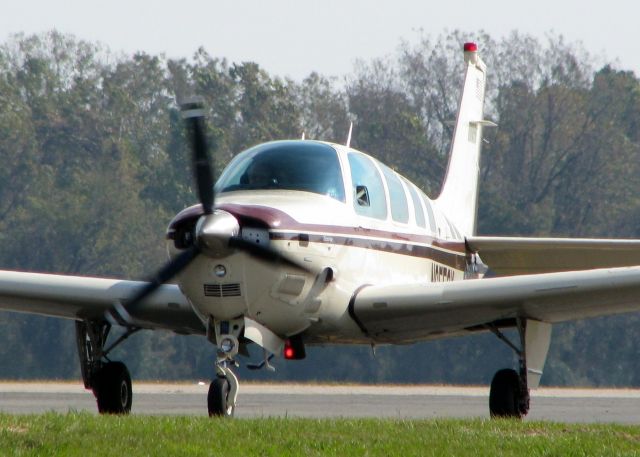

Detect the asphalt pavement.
[{"left": 1, "top": 382, "right": 639, "bottom": 423}]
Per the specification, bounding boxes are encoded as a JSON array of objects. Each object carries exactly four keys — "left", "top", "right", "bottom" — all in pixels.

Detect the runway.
[{"left": 1, "top": 382, "right": 639, "bottom": 423}]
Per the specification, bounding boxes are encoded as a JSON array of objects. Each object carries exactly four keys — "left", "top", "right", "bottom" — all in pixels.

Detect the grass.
[{"left": 0, "top": 414, "right": 639, "bottom": 456}]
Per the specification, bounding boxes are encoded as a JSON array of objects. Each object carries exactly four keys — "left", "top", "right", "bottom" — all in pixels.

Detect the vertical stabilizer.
[{"left": 435, "top": 43, "right": 494, "bottom": 236}]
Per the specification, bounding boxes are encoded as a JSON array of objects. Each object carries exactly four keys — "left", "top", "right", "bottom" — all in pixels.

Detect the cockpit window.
[{"left": 216, "top": 141, "right": 346, "bottom": 202}]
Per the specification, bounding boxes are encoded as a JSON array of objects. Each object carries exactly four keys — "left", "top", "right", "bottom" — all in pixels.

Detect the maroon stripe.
[
  {"left": 167, "top": 203, "right": 468, "bottom": 269},
  {"left": 218, "top": 203, "right": 467, "bottom": 252},
  {"left": 271, "top": 231, "right": 466, "bottom": 270}
]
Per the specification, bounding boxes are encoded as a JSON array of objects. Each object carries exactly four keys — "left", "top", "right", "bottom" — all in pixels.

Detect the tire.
[
  {"left": 489, "top": 368, "right": 522, "bottom": 418},
  {"left": 208, "top": 377, "right": 233, "bottom": 417},
  {"left": 93, "top": 361, "right": 132, "bottom": 415}
]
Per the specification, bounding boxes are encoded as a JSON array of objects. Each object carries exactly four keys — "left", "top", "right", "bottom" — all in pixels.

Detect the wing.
[
  {"left": 0, "top": 270, "right": 205, "bottom": 334},
  {"left": 351, "top": 266, "right": 640, "bottom": 343},
  {"left": 467, "top": 236, "right": 640, "bottom": 276}
]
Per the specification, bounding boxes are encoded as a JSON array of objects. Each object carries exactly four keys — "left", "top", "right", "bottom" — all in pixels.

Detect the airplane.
[{"left": 2, "top": 41, "right": 640, "bottom": 419}]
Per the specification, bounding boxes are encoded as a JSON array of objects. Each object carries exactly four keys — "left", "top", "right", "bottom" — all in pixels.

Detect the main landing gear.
[
  {"left": 487, "top": 319, "right": 552, "bottom": 419},
  {"left": 490, "top": 367, "right": 527, "bottom": 418},
  {"left": 75, "top": 320, "right": 139, "bottom": 414}
]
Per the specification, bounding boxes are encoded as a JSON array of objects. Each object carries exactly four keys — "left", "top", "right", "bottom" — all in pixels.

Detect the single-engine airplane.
[{"left": 2, "top": 42, "right": 640, "bottom": 418}]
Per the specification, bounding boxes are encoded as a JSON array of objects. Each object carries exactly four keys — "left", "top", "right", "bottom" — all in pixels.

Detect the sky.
[{"left": 1, "top": 0, "right": 637, "bottom": 81}]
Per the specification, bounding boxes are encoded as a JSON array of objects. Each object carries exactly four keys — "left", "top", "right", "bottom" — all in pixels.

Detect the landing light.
[
  {"left": 213, "top": 264, "right": 227, "bottom": 278},
  {"left": 220, "top": 337, "right": 235, "bottom": 353}
]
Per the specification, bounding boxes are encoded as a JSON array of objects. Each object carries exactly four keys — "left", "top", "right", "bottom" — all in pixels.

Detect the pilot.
[{"left": 245, "top": 161, "right": 277, "bottom": 188}]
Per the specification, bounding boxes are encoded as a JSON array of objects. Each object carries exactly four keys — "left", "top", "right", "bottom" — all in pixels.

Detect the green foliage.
[
  {"left": 1, "top": 414, "right": 639, "bottom": 456},
  {"left": 2, "top": 30, "right": 640, "bottom": 387}
]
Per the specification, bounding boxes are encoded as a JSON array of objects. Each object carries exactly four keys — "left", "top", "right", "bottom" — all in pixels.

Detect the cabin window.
[
  {"left": 216, "top": 141, "right": 346, "bottom": 202},
  {"left": 348, "top": 153, "right": 387, "bottom": 220},
  {"left": 379, "top": 164, "right": 409, "bottom": 223},
  {"left": 420, "top": 192, "right": 436, "bottom": 233},
  {"left": 405, "top": 180, "right": 426, "bottom": 229}
]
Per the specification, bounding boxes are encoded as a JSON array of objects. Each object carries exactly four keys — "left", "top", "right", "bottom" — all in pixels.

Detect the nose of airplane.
[{"left": 195, "top": 210, "right": 240, "bottom": 258}]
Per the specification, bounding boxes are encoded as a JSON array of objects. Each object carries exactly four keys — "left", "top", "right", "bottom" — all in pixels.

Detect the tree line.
[{"left": 1, "top": 30, "right": 639, "bottom": 386}]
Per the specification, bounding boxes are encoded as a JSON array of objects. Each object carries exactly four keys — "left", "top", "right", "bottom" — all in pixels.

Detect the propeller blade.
[
  {"left": 105, "top": 246, "right": 200, "bottom": 326},
  {"left": 181, "top": 99, "right": 215, "bottom": 215},
  {"left": 105, "top": 98, "right": 212, "bottom": 326},
  {"left": 228, "top": 236, "right": 315, "bottom": 273}
]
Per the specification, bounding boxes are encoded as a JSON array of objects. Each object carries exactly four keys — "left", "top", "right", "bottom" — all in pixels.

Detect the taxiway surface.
[{"left": 1, "top": 382, "right": 639, "bottom": 423}]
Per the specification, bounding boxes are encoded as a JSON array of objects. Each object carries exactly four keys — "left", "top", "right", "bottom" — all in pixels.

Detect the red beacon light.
[
  {"left": 463, "top": 42, "right": 478, "bottom": 52},
  {"left": 463, "top": 42, "right": 479, "bottom": 64},
  {"left": 283, "top": 336, "right": 306, "bottom": 360},
  {"left": 284, "top": 344, "right": 295, "bottom": 359}
]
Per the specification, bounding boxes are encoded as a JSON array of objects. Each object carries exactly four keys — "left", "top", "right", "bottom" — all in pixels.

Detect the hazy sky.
[{"left": 1, "top": 0, "right": 636, "bottom": 80}]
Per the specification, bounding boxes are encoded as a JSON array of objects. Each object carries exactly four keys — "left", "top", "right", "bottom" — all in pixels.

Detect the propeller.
[
  {"left": 182, "top": 98, "right": 215, "bottom": 215},
  {"left": 105, "top": 246, "right": 200, "bottom": 326},
  {"left": 105, "top": 98, "right": 315, "bottom": 326}
]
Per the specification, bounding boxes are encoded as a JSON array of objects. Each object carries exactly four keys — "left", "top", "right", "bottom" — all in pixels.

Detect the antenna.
[{"left": 345, "top": 122, "right": 353, "bottom": 148}]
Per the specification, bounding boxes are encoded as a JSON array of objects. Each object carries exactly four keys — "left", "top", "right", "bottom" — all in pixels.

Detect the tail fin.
[{"left": 435, "top": 42, "right": 494, "bottom": 236}]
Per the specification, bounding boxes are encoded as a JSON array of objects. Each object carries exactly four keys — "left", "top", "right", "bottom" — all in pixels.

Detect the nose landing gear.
[
  {"left": 208, "top": 359, "right": 239, "bottom": 417},
  {"left": 207, "top": 318, "right": 243, "bottom": 417}
]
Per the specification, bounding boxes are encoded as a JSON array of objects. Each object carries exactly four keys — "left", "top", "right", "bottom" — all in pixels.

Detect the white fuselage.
[{"left": 167, "top": 142, "right": 469, "bottom": 345}]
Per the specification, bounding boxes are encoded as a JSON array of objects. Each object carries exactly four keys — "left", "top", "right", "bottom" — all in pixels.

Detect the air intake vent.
[{"left": 204, "top": 283, "right": 241, "bottom": 297}]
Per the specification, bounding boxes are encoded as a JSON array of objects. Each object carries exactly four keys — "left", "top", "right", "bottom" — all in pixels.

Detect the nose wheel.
[
  {"left": 205, "top": 318, "right": 242, "bottom": 417},
  {"left": 208, "top": 361, "right": 239, "bottom": 417},
  {"left": 208, "top": 377, "right": 232, "bottom": 417}
]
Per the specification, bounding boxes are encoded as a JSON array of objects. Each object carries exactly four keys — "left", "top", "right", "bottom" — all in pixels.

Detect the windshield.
[{"left": 216, "top": 141, "right": 346, "bottom": 202}]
